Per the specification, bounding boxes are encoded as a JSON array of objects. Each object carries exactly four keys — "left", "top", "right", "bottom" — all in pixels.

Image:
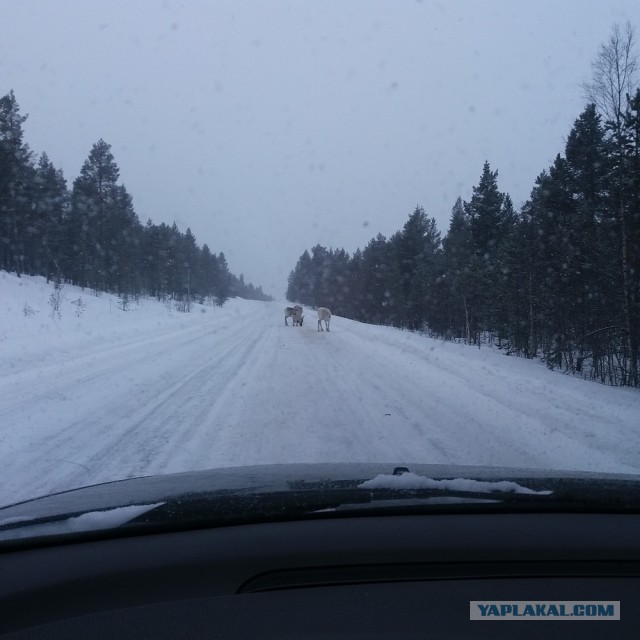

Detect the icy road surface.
[{"left": 1, "top": 273, "right": 639, "bottom": 507}]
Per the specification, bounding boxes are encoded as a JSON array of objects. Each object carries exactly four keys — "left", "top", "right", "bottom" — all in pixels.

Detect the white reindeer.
[
  {"left": 284, "top": 306, "right": 296, "bottom": 326},
  {"left": 317, "top": 307, "right": 331, "bottom": 332}
]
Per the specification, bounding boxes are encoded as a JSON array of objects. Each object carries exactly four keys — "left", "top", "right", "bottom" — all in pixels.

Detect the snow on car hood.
[
  {"left": 0, "top": 462, "right": 638, "bottom": 545},
  {"left": 358, "top": 472, "right": 552, "bottom": 494},
  {"left": 0, "top": 503, "right": 164, "bottom": 542}
]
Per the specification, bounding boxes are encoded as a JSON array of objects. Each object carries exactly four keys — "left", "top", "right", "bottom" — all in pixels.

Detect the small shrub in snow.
[
  {"left": 22, "top": 303, "right": 36, "bottom": 317},
  {"left": 48, "top": 283, "right": 64, "bottom": 320},
  {"left": 70, "top": 297, "right": 86, "bottom": 317},
  {"left": 175, "top": 297, "right": 192, "bottom": 313}
]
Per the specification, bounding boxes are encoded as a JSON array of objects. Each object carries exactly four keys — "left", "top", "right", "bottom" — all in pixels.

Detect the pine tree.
[
  {"left": 360, "top": 234, "right": 394, "bottom": 325},
  {"left": 345, "top": 247, "right": 364, "bottom": 320},
  {"left": 0, "top": 91, "right": 34, "bottom": 276},
  {"left": 286, "top": 249, "right": 312, "bottom": 304},
  {"left": 460, "top": 164, "right": 510, "bottom": 340},
  {"left": 199, "top": 243, "right": 219, "bottom": 302},
  {"left": 390, "top": 206, "right": 441, "bottom": 330},
  {"left": 328, "top": 248, "right": 352, "bottom": 316},
  {"left": 69, "top": 139, "right": 121, "bottom": 290},
  {"left": 466, "top": 161, "right": 506, "bottom": 261},
  {"left": 490, "top": 193, "right": 520, "bottom": 346},
  {"left": 563, "top": 104, "right": 615, "bottom": 378},
  {"left": 181, "top": 227, "right": 199, "bottom": 302},
  {"left": 140, "top": 219, "right": 162, "bottom": 298},
  {"left": 310, "top": 244, "right": 331, "bottom": 307},
  {"left": 32, "top": 153, "right": 68, "bottom": 281},
  {"left": 440, "top": 197, "right": 474, "bottom": 341},
  {"left": 109, "top": 185, "right": 142, "bottom": 295},
  {"left": 216, "top": 252, "right": 231, "bottom": 304}
]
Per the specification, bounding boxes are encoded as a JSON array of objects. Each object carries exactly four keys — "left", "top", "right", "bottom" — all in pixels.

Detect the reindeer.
[
  {"left": 285, "top": 305, "right": 304, "bottom": 326},
  {"left": 284, "top": 307, "right": 295, "bottom": 325},
  {"left": 317, "top": 307, "right": 331, "bottom": 332}
]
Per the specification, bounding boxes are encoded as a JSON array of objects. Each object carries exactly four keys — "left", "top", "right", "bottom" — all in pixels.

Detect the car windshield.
[{"left": 1, "top": 0, "right": 639, "bottom": 525}]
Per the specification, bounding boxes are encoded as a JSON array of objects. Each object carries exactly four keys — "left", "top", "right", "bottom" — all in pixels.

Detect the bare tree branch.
[{"left": 582, "top": 22, "right": 638, "bottom": 128}]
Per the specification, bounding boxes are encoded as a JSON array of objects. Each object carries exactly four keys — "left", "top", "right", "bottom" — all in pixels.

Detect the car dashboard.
[{"left": 1, "top": 511, "right": 639, "bottom": 639}]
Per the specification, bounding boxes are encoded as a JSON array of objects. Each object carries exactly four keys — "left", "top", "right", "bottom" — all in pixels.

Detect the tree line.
[
  {"left": 288, "top": 25, "right": 640, "bottom": 388},
  {"left": 0, "top": 91, "right": 272, "bottom": 306}
]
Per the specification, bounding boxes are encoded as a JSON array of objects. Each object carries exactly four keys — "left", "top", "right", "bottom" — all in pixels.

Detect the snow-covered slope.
[{"left": 1, "top": 271, "right": 639, "bottom": 507}]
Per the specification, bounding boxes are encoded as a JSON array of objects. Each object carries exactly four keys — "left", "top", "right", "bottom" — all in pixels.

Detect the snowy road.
[{"left": 1, "top": 276, "right": 640, "bottom": 507}]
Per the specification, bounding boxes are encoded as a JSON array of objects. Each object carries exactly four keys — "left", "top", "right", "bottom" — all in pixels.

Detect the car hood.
[{"left": 1, "top": 463, "right": 639, "bottom": 547}]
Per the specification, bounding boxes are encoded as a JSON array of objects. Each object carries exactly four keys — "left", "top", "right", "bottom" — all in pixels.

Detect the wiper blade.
[
  {"left": 2, "top": 469, "right": 639, "bottom": 549},
  {"left": 130, "top": 485, "right": 555, "bottom": 530}
]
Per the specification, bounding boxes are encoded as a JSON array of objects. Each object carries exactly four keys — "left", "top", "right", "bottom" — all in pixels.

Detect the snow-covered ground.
[{"left": 1, "top": 271, "right": 639, "bottom": 507}]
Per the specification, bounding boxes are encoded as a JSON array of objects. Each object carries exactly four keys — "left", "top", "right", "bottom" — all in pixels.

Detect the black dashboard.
[{"left": 1, "top": 512, "right": 639, "bottom": 638}]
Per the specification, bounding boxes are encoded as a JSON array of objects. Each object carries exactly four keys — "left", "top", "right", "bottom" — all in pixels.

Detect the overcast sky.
[{"left": 2, "top": 0, "right": 640, "bottom": 296}]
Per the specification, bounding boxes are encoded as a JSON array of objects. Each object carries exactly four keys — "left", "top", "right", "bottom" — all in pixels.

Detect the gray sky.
[{"left": 2, "top": 0, "right": 640, "bottom": 296}]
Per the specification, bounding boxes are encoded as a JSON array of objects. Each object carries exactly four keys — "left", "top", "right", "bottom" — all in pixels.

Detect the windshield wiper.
[
  {"left": 127, "top": 485, "right": 556, "bottom": 531},
  {"left": 2, "top": 469, "right": 639, "bottom": 549},
  {"left": 0, "top": 485, "right": 547, "bottom": 543}
]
